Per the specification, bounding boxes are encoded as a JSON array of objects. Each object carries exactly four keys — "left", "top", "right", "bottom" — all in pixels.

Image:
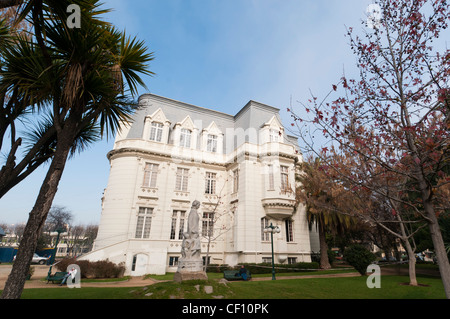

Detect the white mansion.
[{"left": 82, "top": 94, "right": 319, "bottom": 275}]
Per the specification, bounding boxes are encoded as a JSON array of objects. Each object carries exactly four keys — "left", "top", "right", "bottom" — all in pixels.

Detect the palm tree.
[
  {"left": 1, "top": 0, "right": 153, "bottom": 299},
  {"left": 0, "top": 12, "right": 47, "bottom": 199},
  {"left": 297, "top": 157, "right": 356, "bottom": 269}
]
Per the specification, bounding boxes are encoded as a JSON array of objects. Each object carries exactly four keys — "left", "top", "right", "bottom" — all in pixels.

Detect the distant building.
[{"left": 81, "top": 94, "right": 319, "bottom": 275}]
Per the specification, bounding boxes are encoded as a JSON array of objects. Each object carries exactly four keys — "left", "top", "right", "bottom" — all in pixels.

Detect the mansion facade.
[{"left": 82, "top": 94, "right": 319, "bottom": 275}]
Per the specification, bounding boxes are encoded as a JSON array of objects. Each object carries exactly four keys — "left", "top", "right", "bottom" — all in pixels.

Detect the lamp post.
[
  {"left": 264, "top": 223, "right": 280, "bottom": 280},
  {"left": 47, "top": 225, "right": 66, "bottom": 277}
]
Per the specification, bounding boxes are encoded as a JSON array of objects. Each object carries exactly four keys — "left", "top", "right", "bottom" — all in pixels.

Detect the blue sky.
[{"left": 0, "top": 0, "right": 376, "bottom": 225}]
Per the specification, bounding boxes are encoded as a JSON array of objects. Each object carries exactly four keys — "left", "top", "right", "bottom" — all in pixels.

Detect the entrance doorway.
[{"left": 131, "top": 253, "right": 148, "bottom": 276}]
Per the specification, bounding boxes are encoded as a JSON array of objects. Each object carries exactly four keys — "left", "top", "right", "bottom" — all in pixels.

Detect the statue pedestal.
[
  {"left": 174, "top": 259, "right": 207, "bottom": 282},
  {"left": 174, "top": 271, "right": 208, "bottom": 283}
]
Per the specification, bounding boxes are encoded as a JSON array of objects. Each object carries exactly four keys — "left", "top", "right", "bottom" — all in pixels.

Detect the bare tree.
[
  {"left": 202, "top": 175, "right": 233, "bottom": 271},
  {"left": 288, "top": 0, "right": 450, "bottom": 297}
]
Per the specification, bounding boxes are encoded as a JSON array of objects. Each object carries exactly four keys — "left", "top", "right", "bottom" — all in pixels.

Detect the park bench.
[
  {"left": 46, "top": 271, "right": 68, "bottom": 284},
  {"left": 223, "top": 270, "right": 251, "bottom": 281}
]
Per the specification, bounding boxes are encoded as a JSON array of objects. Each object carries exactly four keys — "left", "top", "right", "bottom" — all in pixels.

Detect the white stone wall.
[{"left": 82, "top": 96, "right": 318, "bottom": 275}]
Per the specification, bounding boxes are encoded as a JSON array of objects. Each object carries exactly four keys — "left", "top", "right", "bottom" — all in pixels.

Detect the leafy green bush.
[
  {"left": 205, "top": 264, "right": 232, "bottom": 273},
  {"left": 343, "top": 244, "right": 376, "bottom": 275}
]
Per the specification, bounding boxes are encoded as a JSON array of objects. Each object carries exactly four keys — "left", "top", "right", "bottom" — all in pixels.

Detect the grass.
[
  {"left": 145, "top": 268, "right": 357, "bottom": 281},
  {"left": 14, "top": 274, "right": 446, "bottom": 299}
]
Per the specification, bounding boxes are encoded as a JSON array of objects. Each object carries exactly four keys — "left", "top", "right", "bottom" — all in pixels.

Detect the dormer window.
[
  {"left": 180, "top": 128, "right": 191, "bottom": 148},
  {"left": 173, "top": 115, "right": 197, "bottom": 149},
  {"left": 207, "top": 134, "right": 218, "bottom": 153},
  {"left": 261, "top": 115, "right": 284, "bottom": 144},
  {"left": 150, "top": 122, "right": 163, "bottom": 142},
  {"left": 270, "top": 129, "right": 280, "bottom": 142},
  {"left": 143, "top": 108, "right": 170, "bottom": 143}
]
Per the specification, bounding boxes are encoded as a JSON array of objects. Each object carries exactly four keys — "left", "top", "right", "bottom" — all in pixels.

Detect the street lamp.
[
  {"left": 47, "top": 225, "right": 67, "bottom": 278},
  {"left": 264, "top": 222, "right": 280, "bottom": 280}
]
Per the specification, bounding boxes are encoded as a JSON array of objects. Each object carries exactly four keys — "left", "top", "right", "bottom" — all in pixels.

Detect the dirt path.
[{"left": 0, "top": 265, "right": 160, "bottom": 289}]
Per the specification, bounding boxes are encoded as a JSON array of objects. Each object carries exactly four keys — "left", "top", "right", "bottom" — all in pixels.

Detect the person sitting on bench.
[
  {"left": 60, "top": 267, "right": 77, "bottom": 286},
  {"left": 238, "top": 265, "right": 248, "bottom": 281}
]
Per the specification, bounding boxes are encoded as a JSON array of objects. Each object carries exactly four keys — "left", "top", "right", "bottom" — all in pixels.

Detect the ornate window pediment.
[
  {"left": 202, "top": 121, "right": 223, "bottom": 154},
  {"left": 174, "top": 115, "right": 198, "bottom": 149},
  {"left": 143, "top": 108, "right": 171, "bottom": 143},
  {"left": 261, "top": 115, "right": 284, "bottom": 144},
  {"left": 148, "top": 108, "right": 170, "bottom": 124},
  {"left": 178, "top": 115, "right": 196, "bottom": 131}
]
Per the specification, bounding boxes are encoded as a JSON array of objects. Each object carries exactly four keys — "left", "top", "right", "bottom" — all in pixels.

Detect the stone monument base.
[{"left": 174, "top": 271, "right": 208, "bottom": 283}]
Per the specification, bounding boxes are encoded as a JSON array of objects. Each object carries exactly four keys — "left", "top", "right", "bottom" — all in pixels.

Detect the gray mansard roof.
[{"left": 125, "top": 93, "right": 299, "bottom": 150}]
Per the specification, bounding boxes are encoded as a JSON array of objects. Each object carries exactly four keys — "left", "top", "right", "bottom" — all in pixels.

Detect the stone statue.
[
  {"left": 187, "top": 200, "right": 200, "bottom": 235},
  {"left": 174, "top": 200, "right": 208, "bottom": 282}
]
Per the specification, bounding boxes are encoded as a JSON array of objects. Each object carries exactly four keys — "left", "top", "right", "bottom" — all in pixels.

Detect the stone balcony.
[{"left": 261, "top": 195, "right": 296, "bottom": 220}]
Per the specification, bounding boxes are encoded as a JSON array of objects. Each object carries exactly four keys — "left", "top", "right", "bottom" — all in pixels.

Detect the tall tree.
[
  {"left": 289, "top": 0, "right": 450, "bottom": 297},
  {"left": 0, "top": 7, "right": 52, "bottom": 199},
  {"left": 1, "top": 0, "right": 153, "bottom": 299},
  {"left": 296, "top": 156, "right": 357, "bottom": 269}
]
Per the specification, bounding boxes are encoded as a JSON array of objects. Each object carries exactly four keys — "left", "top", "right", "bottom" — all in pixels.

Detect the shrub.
[
  {"left": 206, "top": 264, "right": 232, "bottom": 273},
  {"left": 27, "top": 266, "right": 34, "bottom": 280},
  {"left": 56, "top": 257, "right": 125, "bottom": 279},
  {"left": 343, "top": 244, "right": 376, "bottom": 275},
  {"left": 237, "top": 262, "right": 319, "bottom": 274}
]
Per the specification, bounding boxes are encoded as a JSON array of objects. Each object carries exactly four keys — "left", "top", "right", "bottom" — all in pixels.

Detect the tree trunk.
[
  {"left": 423, "top": 200, "right": 450, "bottom": 299},
  {"left": 403, "top": 238, "right": 418, "bottom": 286},
  {"left": 318, "top": 226, "right": 331, "bottom": 269},
  {"left": 0, "top": 130, "right": 75, "bottom": 299},
  {"left": 396, "top": 212, "right": 418, "bottom": 286}
]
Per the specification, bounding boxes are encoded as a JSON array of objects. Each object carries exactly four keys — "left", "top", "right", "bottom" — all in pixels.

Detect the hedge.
[
  {"left": 206, "top": 262, "right": 319, "bottom": 274},
  {"left": 56, "top": 257, "right": 125, "bottom": 279}
]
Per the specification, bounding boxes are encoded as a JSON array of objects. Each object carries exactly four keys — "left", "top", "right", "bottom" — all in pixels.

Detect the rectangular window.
[
  {"left": 150, "top": 122, "right": 163, "bottom": 142},
  {"left": 178, "top": 212, "right": 185, "bottom": 240},
  {"left": 176, "top": 168, "right": 189, "bottom": 191},
  {"left": 207, "top": 134, "right": 217, "bottom": 152},
  {"left": 281, "top": 165, "right": 289, "bottom": 191},
  {"left": 170, "top": 211, "right": 177, "bottom": 240},
  {"left": 262, "top": 257, "right": 272, "bottom": 263},
  {"left": 288, "top": 257, "right": 297, "bottom": 264},
  {"left": 180, "top": 128, "right": 191, "bottom": 148},
  {"left": 135, "top": 207, "right": 153, "bottom": 239},
  {"left": 169, "top": 256, "right": 179, "bottom": 266},
  {"left": 202, "top": 256, "right": 211, "bottom": 266},
  {"left": 142, "top": 163, "right": 158, "bottom": 188},
  {"left": 268, "top": 165, "right": 274, "bottom": 190},
  {"left": 285, "top": 219, "right": 294, "bottom": 242},
  {"left": 270, "top": 129, "right": 280, "bottom": 142},
  {"left": 205, "top": 172, "right": 216, "bottom": 194},
  {"left": 261, "top": 217, "right": 270, "bottom": 241},
  {"left": 233, "top": 169, "right": 239, "bottom": 193},
  {"left": 170, "top": 210, "right": 186, "bottom": 240},
  {"left": 202, "top": 212, "right": 214, "bottom": 237}
]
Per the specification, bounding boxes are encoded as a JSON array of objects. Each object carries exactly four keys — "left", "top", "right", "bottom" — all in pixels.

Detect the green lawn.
[{"left": 15, "top": 274, "right": 446, "bottom": 299}]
